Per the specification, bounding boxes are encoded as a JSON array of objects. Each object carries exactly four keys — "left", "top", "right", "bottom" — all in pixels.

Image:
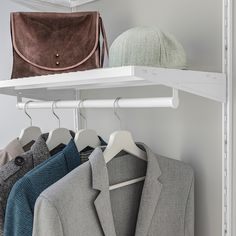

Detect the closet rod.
[{"left": 17, "top": 96, "right": 179, "bottom": 109}]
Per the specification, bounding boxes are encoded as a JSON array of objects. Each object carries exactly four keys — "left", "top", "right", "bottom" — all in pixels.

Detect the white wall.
[{"left": 0, "top": 0, "right": 226, "bottom": 236}]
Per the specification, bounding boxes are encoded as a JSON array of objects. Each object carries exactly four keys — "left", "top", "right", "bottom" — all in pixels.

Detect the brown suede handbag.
[{"left": 10, "top": 12, "right": 108, "bottom": 79}]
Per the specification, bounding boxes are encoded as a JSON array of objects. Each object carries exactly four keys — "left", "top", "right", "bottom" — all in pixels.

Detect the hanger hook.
[
  {"left": 78, "top": 100, "right": 87, "bottom": 130},
  {"left": 113, "top": 97, "right": 122, "bottom": 130},
  {"left": 24, "top": 100, "right": 33, "bottom": 126},
  {"left": 51, "top": 101, "right": 60, "bottom": 128}
]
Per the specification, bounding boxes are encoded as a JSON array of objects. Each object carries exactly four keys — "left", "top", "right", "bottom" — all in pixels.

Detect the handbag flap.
[{"left": 11, "top": 12, "right": 100, "bottom": 71}]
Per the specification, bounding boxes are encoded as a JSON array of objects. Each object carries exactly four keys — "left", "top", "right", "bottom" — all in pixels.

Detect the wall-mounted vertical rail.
[
  {"left": 222, "top": 0, "right": 233, "bottom": 235},
  {"left": 73, "top": 89, "right": 81, "bottom": 132}
]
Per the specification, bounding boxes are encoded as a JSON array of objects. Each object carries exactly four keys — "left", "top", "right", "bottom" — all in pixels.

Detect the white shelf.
[
  {"left": 11, "top": 0, "right": 96, "bottom": 11},
  {"left": 0, "top": 66, "right": 226, "bottom": 102}
]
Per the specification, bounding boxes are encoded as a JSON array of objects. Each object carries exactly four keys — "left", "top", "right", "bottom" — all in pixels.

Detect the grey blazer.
[{"left": 33, "top": 144, "right": 194, "bottom": 236}]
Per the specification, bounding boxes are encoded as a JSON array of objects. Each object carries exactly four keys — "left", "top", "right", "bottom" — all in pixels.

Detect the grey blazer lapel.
[
  {"left": 89, "top": 145, "right": 162, "bottom": 236},
  {"left": 89, "top": 148, "right": 117, "bottom": 236},
  {"left": 94, "top": 190, "right": 117, "bottom": 236},
  {"left": 135, "top": 147, "right": 162, "bottom": 236}
]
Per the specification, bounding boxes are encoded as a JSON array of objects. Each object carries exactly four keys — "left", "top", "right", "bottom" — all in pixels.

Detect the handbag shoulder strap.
[{"left": 99, "top": 17, "right": 109, "bottom": 67}]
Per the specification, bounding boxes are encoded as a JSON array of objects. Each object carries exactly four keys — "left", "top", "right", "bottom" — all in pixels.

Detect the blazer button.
[
  {"left": 15, "top": 156, "right": 25, "bottom": 166},
  {"left": 56, "top": 61, "right": 60, "bottom": 66},
  {"left": 55, "top": 53, "right": 60, "bottom": 57}
]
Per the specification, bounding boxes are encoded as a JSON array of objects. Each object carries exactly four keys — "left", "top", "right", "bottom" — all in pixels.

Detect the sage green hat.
[{"left": 109, "top": 27, "right": 187, "bottom": 69}]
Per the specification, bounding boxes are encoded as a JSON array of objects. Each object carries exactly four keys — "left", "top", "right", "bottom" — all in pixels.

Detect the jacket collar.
[
  {"left": 89, "top": 144, "right": 162, "bottom": 236},
  {"left": 98, "top": 136, "right": 107, "bottom": 146},
  {"left": 32, "top": 134, "right": 105, "bottom": 170},
  {"left": 134, "top": 145, "right": 162, "bottom": 236},
  {"left": 62, "top": 137, "right": 105, "bottom": 172},
  {"left": 89, "top": 148, "right": 116, "bottom": 236},
  {"left": 62, "top": 139, "right": 81, "bottom": 172}
]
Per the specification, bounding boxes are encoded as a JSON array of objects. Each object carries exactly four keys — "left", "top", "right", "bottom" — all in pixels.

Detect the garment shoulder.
[
  {"left": 41, "top": 161, "right": 92, "bottom": 200},
  {"left": 157, "top": 155, "right": 194, "bottom": 181},
  {"left": 36, "top": 195, "right": 57, "bottom": 210},
  {"left": 0, "top": 139, "right": 24, "bottom": 167},
  {"left": 0, "top": 152, "right": 32, "bottom": 182},
  {"left": 41, "top": 160, "right": 92, "bottom": 203}
]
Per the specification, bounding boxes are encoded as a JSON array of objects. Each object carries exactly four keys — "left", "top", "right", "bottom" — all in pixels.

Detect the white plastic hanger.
[
  {"left": 46, "top": 101, "right": 72, "bottom": 151},
  {"left": 74, "top": 100, "right": 101, "bottom": 152},
  {"left": 19, "top": 100, "right": 42, "bottom": 147},
  {"left": 103, "top": 98, "right": 147, "bottom": 191},
  {"left": 103, "top": 130, "right": 147, "bottom": 163}
]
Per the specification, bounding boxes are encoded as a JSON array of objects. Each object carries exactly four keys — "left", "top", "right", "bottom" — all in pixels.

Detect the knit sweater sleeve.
[{"left": 33, "top": 195, "right": 64, "bottom": 236}]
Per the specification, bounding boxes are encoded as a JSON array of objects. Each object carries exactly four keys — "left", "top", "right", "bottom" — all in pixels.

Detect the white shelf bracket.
[
  {"left": 73, "top": 89, "right": 81, "bottom": 132},
  {"left": 172, "top": 89, "right": 179, "bottom": 109},
  {"left": 16, "top": 92, "right": 23, "bottom": 104}
]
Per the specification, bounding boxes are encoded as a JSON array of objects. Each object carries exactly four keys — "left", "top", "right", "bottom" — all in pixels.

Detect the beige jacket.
[{"left": 0, "top": 139, "right": 25, "bottom": 167}]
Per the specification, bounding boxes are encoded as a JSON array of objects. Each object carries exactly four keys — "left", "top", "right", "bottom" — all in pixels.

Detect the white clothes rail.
[{"left": 17, "top": 92, "right": 179, "bottom": 109}]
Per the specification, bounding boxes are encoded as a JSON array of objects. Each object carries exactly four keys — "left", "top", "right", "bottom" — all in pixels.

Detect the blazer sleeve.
[
  {"left": 184, "top": 175, "right": 194, "bottom": 236},
  {"left": 4, "top": 187, "right": 34, "bottom": 236},
  {"left": 33, "top": 195, "right": 63, "bottom": 236}
]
